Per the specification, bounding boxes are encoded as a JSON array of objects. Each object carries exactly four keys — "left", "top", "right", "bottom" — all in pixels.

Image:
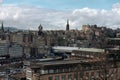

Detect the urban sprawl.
[{"left": 0, "top": 20, "right": 120, "bottom": 80}]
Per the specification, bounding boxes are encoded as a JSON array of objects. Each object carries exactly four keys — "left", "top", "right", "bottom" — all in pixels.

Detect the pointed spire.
[
  {"left": 38, "top": 24, "right": 43, "bottom": 36},
  {"left": 66, "top": 19, "right": 69, "bottom": 31},
  {"left": 38, "top": 24, "right": 43, "bottom": 31},
  {"left": 67, "top": 19, "right": 69, "bottom": 25},
  {"left": 1, "top": 21, "right": 4, "bottom": 32}
]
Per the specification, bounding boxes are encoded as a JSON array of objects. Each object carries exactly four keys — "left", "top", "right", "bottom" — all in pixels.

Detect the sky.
[{"left": 0, "top": 0, "right": 120, "bottom": 30}]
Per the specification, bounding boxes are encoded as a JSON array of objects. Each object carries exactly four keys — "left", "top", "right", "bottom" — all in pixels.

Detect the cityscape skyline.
[
  {"left": 0, "top": 1, "right": 120, "bottom": 79},
  {"left": 0, "top": 0, "right": 120, "bottom": 30}
]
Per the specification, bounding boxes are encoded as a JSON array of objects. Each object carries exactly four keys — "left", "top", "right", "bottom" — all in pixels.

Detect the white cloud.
[
  {"left": 0, "top": 3, "right": 120, "bottom": 30},
  {"left": 0, "top": 0, "right": 3, "bottom": 4}
]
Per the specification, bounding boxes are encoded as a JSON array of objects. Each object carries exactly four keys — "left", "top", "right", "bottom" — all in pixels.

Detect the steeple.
[
  {"left": 38, "top": 24, "right": 43, "bottom": 31},
  {"left": 1, "top": 21, "right": 4, "bottom": 32},
  {"left": 38, "top": 24, "right": 43, "bottom": 36},
  {"left": 66, "top": 19, "right": 69, "bottom": 31}
]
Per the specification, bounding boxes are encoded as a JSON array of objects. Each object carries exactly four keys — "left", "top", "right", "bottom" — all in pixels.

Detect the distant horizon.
[
  {"left": 0, "top": 0, "right": 120, "bottom": 30},
  {"left": 1, "top": 23, "right": 120, "bottom": 31}
]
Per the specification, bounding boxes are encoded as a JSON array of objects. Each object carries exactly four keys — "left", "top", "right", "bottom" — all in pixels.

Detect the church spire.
[
  {"left": 38, "top": 24, "right": 43, "bottom": 36},
  {"left": 1, "top": 21, "right": 4, "bottom": 32},
  {"left": 38, "top": 24, "right": 43, "bottom": 31},
  {"left": 66, "top": 19, "right": 69, "bottom": 31}
]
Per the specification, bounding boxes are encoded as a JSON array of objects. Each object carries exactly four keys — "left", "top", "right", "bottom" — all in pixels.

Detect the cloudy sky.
[{"left": 0, "top": 0, "right": 120, "bottom": 30}]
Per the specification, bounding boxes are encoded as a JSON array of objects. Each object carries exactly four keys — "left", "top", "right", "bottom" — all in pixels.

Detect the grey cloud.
[{"left": 0, "top": 4, "right": 120, "bottom": 30}]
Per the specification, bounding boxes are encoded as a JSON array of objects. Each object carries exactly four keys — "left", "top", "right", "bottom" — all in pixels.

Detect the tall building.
[
  {"left": 1, "top": 21, "right": 4, "bottom": 32},
  {"left": 0, "top": 40, "right": 9, "bottom": 56},
  {"left": 38, "top": 24, "right": 43, "bottom": 36},
  {"left": 0, "top": 22, "right": 5, "bottom": 40},
  {"left": 9, "top": 43, "right": 23, "bottom": 58},
  {"left": 11, "top": 32, "right": 24, "bottom": 44},
  {"left": 66, "top": 19, "right": 69, "bottom": 31}
]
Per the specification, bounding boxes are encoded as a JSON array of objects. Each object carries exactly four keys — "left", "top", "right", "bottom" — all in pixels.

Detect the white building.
[
  {"left": 9, "top": 43, "right": 23, "bottom": 58},
  {"left": 0, "top": 40, "right": 9, "bottom": 56}
]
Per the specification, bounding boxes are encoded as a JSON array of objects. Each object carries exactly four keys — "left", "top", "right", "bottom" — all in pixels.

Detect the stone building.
[
  {"left": 107, "top": 38, "right": 120, "bottom": 48},
  {"left": 0, "top": 40, "right": 24, "bottom": 58},
  {"left": 1, "top": 23, "right": 117, "bottom": 58},
  {"left": 116, "top": 33, "right": 120, "bottom": 38},
  {"left": 10, "top": 32, "right": 24, "bottom": 45},
  {"left": 25, "top": 59, "right": 120, "bottom": 80},
  {"left": 0, "top": 40, "right": 9, "bottom": 56},
  {"left": 24, "top": 46, "right": 31, "bottom": 58},
  {"left": 9, "top": 43, "right": 23, "bottom": 58},
  {"left": 72, "top": 48, "right": 105, "bottom": 61}
]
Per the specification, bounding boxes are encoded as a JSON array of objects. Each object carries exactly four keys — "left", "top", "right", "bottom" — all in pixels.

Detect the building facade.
[{"left": 25, "top": 59, "right": 120, "bottom": 80}]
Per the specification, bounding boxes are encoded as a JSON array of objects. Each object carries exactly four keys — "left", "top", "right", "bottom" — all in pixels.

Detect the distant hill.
[{"left": 4, "top": 27, "right": 22, "bottom": 32}]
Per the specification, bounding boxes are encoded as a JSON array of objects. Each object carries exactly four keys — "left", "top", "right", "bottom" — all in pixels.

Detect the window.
[
  {"left": 68, "top": 67, "right": 71, "bottom": 72},
  {"left": 58, "top": 68, "right": 63, "bottom": 73},
  {"left": 96, "top": 72, "right": 99, "bottom": 78},
  {"left": 54, "top": 69, "right": 58, "bottom": 73},
  {"left": 74, "top": 73, "right": 78, "bottom": 80},
  {"left": 34, "top": 69, "right": 38, "bottom": 73},
  {"left": 68, "top": 74, "right": 72, "bottom": 80},
  {"left": 91, "top": 78, "right": 95, "bottom": 80},
  {"left": 40, "top": 70, "right": 45, "bottom": 74},
  {"left": 61, "top": 75, "right": 66, "bottom": 80},
  {"left": 44, "top": 70, "right": 48, "bottom": 74},
  {"left": 55, "top": 76, "right": 59, "bottom": 80},
  {"left": 48, "top": 69, "right": 54, "bottom": 74},
  {"left": 91, "top": 76, "right": 95, "bottom": 80},
  {"left": 26, "top": 78, "right": 32, "bottom": 80},
  {"left": 64, "top": 68, "right": 69, "bottom": 72},
  {"left": 48, "top": 76, "right": 53, "bottom": 80}
]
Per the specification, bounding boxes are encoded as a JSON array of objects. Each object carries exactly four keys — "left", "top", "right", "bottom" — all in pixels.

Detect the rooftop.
[
  {"left": 53, "top": 46, "right": 105, "bottom": 53},
  {"left": 77, "top": 48, "right": 105, "bottom": 53},
  {"left": 108, "top": 38, "right": 120, "bottom": 40},
  {"left": 107, "top": 47, "right": 120, "bottom": 50},
  {"left": 0, "top": 40, "right": 9, "bottom": 44},
  {"left": 28, "top": 59, "right": 89, "bottom": 68}
]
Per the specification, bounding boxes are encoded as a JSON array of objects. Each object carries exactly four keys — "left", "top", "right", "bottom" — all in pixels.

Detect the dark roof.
[{"left": 29, "top": 59, "right": 88, "bottom": 68}]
